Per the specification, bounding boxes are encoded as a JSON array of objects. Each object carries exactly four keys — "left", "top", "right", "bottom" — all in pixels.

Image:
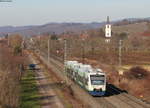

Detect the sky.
[{"left": 0, "top": 0, "right": 149, "bottom": 26}]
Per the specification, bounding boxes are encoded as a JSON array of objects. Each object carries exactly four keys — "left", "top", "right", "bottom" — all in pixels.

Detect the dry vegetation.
[
  {"left": 120, "top": 66, "right": 150, "bottom": 100},
  {"left": 0, "top": 35, "right": 26, "bottom": 108}
]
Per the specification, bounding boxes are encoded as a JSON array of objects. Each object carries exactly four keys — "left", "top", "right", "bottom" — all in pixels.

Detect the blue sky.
[{"left": 0, "top": 0, "right": 149, "bottom": 26}]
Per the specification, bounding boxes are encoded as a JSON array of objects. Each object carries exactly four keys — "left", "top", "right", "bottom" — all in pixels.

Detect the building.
[{"left": 105, "top": 16, "right": 112, "bottom": 42}]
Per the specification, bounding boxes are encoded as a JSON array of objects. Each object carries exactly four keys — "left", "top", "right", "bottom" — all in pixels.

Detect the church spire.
[
  {"left": 107, "top": 16, "right": 110, "bottom": 24},
  {"left": 105, "top": 16, "right": 111, "bottom": 40}
]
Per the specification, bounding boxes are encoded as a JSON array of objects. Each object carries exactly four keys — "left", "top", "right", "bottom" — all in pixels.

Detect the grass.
[{"left": 20, "top": 70, "right": 41, "bottom": 108}]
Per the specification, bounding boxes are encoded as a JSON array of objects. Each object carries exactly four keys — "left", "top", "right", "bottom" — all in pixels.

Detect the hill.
[
  {"left": 112, "top": 22, "right": 149, "bottom": 36},
  {"left": 0, "top": 23, "right": 104, "bottom": 36},
  {"left": 0, "top": 17, "right": 150, "bottom": 37}
]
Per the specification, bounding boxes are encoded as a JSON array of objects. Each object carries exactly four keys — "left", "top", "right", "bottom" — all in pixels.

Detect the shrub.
[{"left": 125, "top": 66, "right": 149, "bottom": 79}]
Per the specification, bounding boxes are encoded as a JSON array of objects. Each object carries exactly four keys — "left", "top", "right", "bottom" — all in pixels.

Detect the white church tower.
[{"left": 105, "top": 16, "right": 111, "bottom": 42}]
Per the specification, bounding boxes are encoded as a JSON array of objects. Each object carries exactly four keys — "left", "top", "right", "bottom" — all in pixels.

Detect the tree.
[
  {"left": 9, "top": 34, "right": 23, "bottom": 56},
  {"left": 116, "top": 32, "right": 128, "bottom": 40},
  {"left": 51, "top": 33, "right": 58, "bottom": 40},
  {"left": 9, "top": 34, "right": 23, "bottom": 48},
  {"left": 14, "top": 45, "right": 22, "bottom": 56}
]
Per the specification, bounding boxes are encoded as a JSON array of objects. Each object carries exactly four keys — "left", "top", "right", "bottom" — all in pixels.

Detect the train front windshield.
[{"left": 90, "top": 75, "right": 105, "bottom": 85}]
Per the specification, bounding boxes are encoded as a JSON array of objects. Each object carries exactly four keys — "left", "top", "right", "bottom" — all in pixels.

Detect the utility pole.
[
  {"left": 21, "top": 37, "right": 25, "bottom": 49},
  {"left": 48, "top": 35, "right": 50, "bottom": 64},
  {"left": 82, "top": 45, "right": 85, "bottom": 64},
  {"left": 64, "top": 39, "right": 67, "bottom": 70},
  {"left": 82, "top": 39, "right": 85, "bottom": 64},
  {"left": 64, "top": 39, "right": 68, "bottom": 83},
  {"left": 119, "top": 40, "right": 123, "bottom": 67},
  {"left": 38, "top": 32, "right": 41, "bottom": 55},
  {"left": 7, "top": 33, "right": 10, "bottom": 46}
]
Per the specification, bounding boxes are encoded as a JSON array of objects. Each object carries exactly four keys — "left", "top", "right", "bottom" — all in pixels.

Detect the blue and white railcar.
[
  {"left": 76, "top": 65, "right": 106, "bottom": 96},
  {"left": 87, "top": 69, "right": 106, "bottom": 96},
  {"left": 65, "top": 61, "right": 106, "bottom": 96},
  {"left": 65, "top": 61, "right": 80, "bottom": 79},
  {"left": 65, "top": 61, "right": 78, "bottom": 69}
]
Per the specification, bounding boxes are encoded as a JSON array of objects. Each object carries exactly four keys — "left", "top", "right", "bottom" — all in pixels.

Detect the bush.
[
  {"left": 14, "top": 45, "right": 22, "bottom": 56},
  {"left": 125, "top": 66, "right": 149, "bottom": 79}
]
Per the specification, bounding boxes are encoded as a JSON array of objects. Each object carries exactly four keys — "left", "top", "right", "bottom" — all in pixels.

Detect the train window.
[
  {"left": 91, "top": 80, "right": 104, "bottom": 85},
  {"left": 90, "top": 75, "right": 105, "bottom": 85}
]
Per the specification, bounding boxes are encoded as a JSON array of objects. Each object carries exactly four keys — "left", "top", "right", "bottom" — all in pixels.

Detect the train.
[{"left": 65, "top": 61, "right": 106, "bottom": 96}]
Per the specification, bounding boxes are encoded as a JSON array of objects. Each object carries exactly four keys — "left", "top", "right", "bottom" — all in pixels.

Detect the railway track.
[
  {"left": 49, "top": 55, "right": 116, "bottom": 108},
  {"left": 38, "top": 52, "right": 116, "bottom": 108},
  {"left": 106, "top": 85, "right": 149, "bottom": 108},
  {"left": 38, "top": 52, "right": 150, "bottom": 108}
]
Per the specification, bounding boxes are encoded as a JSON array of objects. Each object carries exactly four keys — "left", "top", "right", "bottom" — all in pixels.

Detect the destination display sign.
[{"left": 90, "top": 75, "right": 105, "bottom": 80}]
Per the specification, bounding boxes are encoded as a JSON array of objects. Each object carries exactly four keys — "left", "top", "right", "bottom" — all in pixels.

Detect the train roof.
[
  {"left": 66, "top": 61, "right": 78, "bottom": 64},
  {"left": 66, "top": 61, "right": 78, "bottom": 66},
  {"left": 78, "top": 64, "right": 93, "bottom": 73},
  {"left": 95, "top": 68, "right": 104, "bottom": 73},
  {"left": 66, "top": 61, "right": 105, "bottom": 75}
]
